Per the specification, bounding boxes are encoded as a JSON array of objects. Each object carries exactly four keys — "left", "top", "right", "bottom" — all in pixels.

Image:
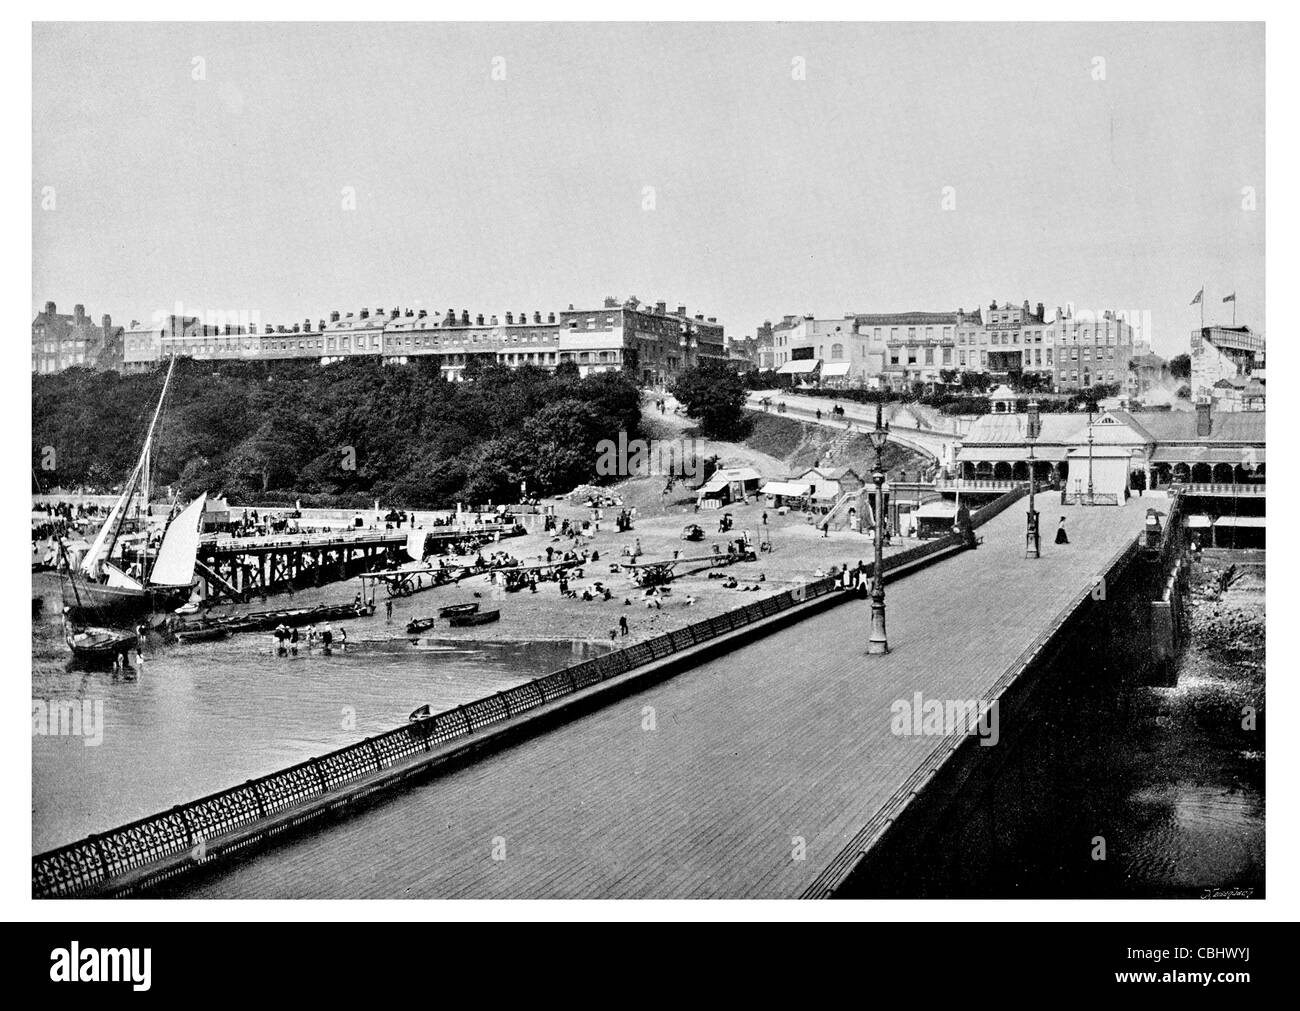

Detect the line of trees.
[{"left": 32, "top": 358, "right": 644, "bottom": 508}]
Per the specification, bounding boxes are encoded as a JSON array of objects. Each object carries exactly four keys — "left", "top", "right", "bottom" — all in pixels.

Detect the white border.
[{"left": 5, "top": 3, "right": 1293, "bottom": 923}]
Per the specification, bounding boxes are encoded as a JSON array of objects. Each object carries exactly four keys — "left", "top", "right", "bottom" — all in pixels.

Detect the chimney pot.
[{"left": 1196, "top": 400, "right": 1212, "bottom": 437}]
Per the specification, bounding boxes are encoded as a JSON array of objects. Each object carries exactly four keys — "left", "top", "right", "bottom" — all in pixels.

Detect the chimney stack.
[
  {"left": 359, "top": 308, "right": 369, "bottom": 320},
  {"left": 547, "top": 312, "right": 556, "bottom": 324},
  {"left": 417, "top": 309, "right": 427, "bottom": 319},
  {"left": 1036, "top": 302, "right": 1044, "bottom": 320},
  {"left": 677, "top": 305, "right": 687, "bottom": 316},
  {"left": 460, "top": 310, "right": 470, "bottom": 325},
  {"left": 655, "top": 301, "right": 666, "bottom": 314},
  {"left": 74, "top": 304, "right": 86, "bottom": 322},
  {"left": 505, "top": 312, "right": 513, "bottom": 324},
  {"left": 44, "top": 301, "right": 56, "bottom": 316},
  {"left": 476, "top": 314, "right": 485, "bottom": 325},
  {"left": 1196, "top": 400, "right": 1212, "bottom": 437},
  {"left": 534, "top": 311, "right": 542, "bottom": 323},
  {"left": 101, "top": 314, "right": 112, "bottom": 334},
  {"left": 330, "top": 311, "right": 340, "bottom": 323}
]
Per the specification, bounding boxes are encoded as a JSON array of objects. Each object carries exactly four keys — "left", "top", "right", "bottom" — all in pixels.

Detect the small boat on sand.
[
  {"left": 437, "top": 602, "right": 479, "bottom": 619},
  {"left": 175, "top": 626, "right": 230, "bottom": 644},
  {"left": 447, "top": 607, "right": 500, "bottom": 627},
  {"left": 405, "top": 617, "right": 438, "bottom": 635},
  {"left": 66, "top": 625, "right": 138, "bottom": 662}
]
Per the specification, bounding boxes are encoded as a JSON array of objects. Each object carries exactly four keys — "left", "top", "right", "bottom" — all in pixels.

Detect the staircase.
[
  {"left": 820, "top": 428, "right": 855, "bottom": 465},
  {"left": 821, "top": 488, "right": 867, "bottom": 532}
]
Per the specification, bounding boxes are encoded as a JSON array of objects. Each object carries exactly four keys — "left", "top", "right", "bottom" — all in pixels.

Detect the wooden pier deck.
[{"left": 181, "top": 498, "right": 1154, "bottom": 898}]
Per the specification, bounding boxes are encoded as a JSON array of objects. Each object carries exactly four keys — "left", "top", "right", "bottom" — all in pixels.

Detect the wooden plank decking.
[{"left": 182, "top": 498, "right": 1153, "bottom": 899}]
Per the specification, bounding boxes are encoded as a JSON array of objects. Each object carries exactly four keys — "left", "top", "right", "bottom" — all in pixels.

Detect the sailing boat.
[{"left": 61, "top": 356, "right": 207, "bottom": 625}]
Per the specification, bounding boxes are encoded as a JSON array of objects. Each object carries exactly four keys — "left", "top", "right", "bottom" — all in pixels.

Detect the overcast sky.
[{"left": 33, "top": 21, "right": 1263, "bottom": 357}]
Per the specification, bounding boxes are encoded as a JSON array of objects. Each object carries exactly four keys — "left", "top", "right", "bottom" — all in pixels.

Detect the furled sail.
[
  {"left": 78, "top": 354, "right": 177, "bottom": 582},
  {"left": 79, "top": 460, "right": 143, "bottom": 580},
  {"left": 148, "top": 493, "right": 206, "bottom": 588}
]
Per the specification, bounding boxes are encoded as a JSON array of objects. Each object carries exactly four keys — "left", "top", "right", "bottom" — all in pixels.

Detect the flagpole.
[{"left": 1201, "top": 282, "right": 1205, "bottom": 332}]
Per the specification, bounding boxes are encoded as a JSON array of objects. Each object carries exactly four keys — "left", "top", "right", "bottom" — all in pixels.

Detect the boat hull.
[
  {"left": 447, "top": 608, "right": 500, "bottom": 627},
  {"left": 61, "top": 577, "right": 187, "bottom": 626}
]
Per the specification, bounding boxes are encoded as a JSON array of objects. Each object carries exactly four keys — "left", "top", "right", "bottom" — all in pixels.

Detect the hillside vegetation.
[{"left": 32, "top": 358, "right": 643, "bottom": 508}]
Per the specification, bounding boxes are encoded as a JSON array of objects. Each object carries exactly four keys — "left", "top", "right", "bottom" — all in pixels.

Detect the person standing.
[{"left": 1054, "top": 516, "right": 1070, "bottom": 545}]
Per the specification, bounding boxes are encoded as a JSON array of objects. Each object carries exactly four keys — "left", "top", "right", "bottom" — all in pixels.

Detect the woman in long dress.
[{"left": 1054, "top": 516, "right": 1069, "bottom": 545}]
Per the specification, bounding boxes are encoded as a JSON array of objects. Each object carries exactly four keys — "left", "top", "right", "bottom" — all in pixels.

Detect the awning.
[
  {"left": 820, "top": 361, "right": 851, "bottom": 378},
  {"left": 1213, "top": 516, "right": 1266, "bottom": 528},
  {"left": 760, "top": 481, "right": 813, "bottom": 497},
  {"left": 776, "top": 358, "right": 821, "bottom": 375},
  {"left": 1150, "top": 446, "right": 1264, "bottom": 465},
  {"left": 913, "top": 501, "right": 958, "bottom": 519},
  {"left": 1186, "top": 515, "right": 1212, "bottom": 528},
  {"left": 957, "top": 445, "right": 1071, "bottom": 463},
  {"left": 697, "top": 475, "right": 730, "bottom": 494}
]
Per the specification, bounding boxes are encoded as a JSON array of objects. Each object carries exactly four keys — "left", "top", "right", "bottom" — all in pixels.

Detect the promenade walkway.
[{"left": 184, "top": 497, "right": 1151, "bottom": 898}]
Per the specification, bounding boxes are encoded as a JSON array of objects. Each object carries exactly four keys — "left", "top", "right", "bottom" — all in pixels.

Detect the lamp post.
[
  {"left": 1086, "top": 406, "right": 1095, "bottom": 506},
  {"left": 1025, "top": 399, "right": 1040, "bottom": 558},
  {"left": 866, "top": 398, "right": 890, "bottom": 654}
]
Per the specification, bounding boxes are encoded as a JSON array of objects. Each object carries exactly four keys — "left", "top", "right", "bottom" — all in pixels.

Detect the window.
[
  {"left": 831, "top": 343, "right": 844, "bottom": 360},
  {"left": 1046, "top": 348, "right": 1053, "bottom": 364},
  {"left": 959, "top": 351, "right": 966, "bottom": 366},
  {"left": 924, "top": 347, "right": 934, "bottom": 365}
]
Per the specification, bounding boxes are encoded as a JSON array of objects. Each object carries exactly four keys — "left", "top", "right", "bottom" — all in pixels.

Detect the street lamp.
[
  {"left": 866, "top": 398, "right": 890, "bottom": 654},
  {"left": 1086, "top": 406, "right": 1095, "bottom": 505},
  {"left": 1025, "top": 399, "right": 1040, "bottom": 558}
]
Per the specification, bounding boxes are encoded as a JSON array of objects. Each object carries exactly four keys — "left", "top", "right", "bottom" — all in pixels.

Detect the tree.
[
  {"left": 1169, "top": 353, "right": 1191, "bottom": 380},
  {"left": 670, "top": 361, "right": 750, "bottom": 440}
]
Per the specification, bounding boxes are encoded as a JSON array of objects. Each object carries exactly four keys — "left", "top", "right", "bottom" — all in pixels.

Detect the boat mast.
[{"left": 141, "top": 354, "right": 174, "bottom": 581}]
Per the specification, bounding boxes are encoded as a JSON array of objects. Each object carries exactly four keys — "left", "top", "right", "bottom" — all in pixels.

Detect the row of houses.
[
  {"left": 35, "top": 296, "right": 728, "bottom": 385},
  {"left": 756, "top": 298, "right": 1144, "bottom": 396}
]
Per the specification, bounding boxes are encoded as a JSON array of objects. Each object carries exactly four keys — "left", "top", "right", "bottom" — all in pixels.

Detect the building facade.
[
  {"left": 31, "top": 302, "right": 123, "bottom": 374},
  {"left": 50, "top": 296, "right": 725, "bottom": 384},
  {"left": 1190, "top": 325, "right": 1265, "bottom": 411},
  {"left": 767, "top": 298, "right": 1136, "bottom": 393}
]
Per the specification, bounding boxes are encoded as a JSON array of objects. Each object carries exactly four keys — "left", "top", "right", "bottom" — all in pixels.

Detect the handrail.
[
  {"left": 801, "top": 518, "right": 1137, "bottom": 898},
  {"left": 33, "top": 489, "right": 1021, "bottom": 899}
]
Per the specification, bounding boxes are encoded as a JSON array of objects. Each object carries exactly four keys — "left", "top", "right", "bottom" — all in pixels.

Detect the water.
[
  {"left": 944, "top": 559, "right": 1265, "bottom": 898},
  {"left": 31, "top": 576, "right": 608, "bottom": 853}
]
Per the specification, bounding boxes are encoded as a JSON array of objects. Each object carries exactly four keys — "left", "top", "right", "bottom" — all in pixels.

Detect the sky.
[{"left": 33, "top": 21, "right": 1264, "bottom": 358}]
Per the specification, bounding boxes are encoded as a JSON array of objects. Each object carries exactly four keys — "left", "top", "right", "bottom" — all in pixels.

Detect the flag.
[
  {"left": 1190, "top": 288, "right": 1203, "bottom": 305},
  {"left": 1223, "top": 292, "right": 1236, "bottom": 303}
]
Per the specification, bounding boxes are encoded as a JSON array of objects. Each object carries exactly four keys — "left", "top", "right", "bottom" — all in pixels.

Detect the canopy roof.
[
  {"left": 776, "top": 358, "right": 820, "bottom": 375},
  {"left": 821, "top": 361, "right": 852, "bottom": 377},
  {"left": 1150, "top": 446, "right": 1265, "bottom": 465},
  {"left": 760, "top": 481, "right": 813, "bottom": 497}
]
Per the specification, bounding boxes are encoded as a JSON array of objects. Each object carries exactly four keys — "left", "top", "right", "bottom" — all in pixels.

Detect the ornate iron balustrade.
[{"left": 33, "top": 488, "right": 1022, "bottom": 899}]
